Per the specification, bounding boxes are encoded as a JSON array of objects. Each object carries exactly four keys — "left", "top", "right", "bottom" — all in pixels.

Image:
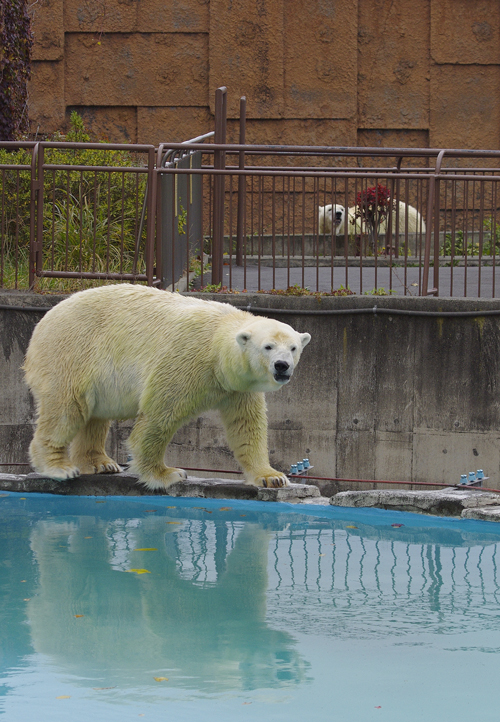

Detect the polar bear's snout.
[{"left": 273, "top": 359, "right": 292, "bottom": 383}]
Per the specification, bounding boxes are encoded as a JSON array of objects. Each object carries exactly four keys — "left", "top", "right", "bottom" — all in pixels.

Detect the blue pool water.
[{"left": 2, "top": 492, "right": 500, "bottom": 721}]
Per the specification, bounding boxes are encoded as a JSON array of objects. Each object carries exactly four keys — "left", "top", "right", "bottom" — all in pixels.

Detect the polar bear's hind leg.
[
  {"left": 29, "top": 399, "right": 87, "bottom": 480},
  {"left": 70, "top": 418, "right": 122, "bottom": 474}
]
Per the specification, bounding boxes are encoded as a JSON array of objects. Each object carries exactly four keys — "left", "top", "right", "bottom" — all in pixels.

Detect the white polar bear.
[
  {"left": 24, "top": 284, "right": 311, "bottom": 491},
  {"left": 318, "top": 201, "right": 426, "bottom": 237}
]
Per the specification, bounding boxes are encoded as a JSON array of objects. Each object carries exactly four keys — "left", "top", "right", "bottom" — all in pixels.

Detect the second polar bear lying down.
[
  {"left": 318, "top": 202, "right": 426, "bottom": 236},
  {"left": 24, "top": 284, "right": 311, "bottom": 491}
]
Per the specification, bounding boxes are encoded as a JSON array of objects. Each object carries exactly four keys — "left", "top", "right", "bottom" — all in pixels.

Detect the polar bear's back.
[{"left": 24, "top": 285, "right": 248, "bottom": 405}]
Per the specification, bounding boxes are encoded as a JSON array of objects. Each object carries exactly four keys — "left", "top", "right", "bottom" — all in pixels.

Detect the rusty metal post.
[
  {"left": 28, "top": 143, "right": 40, "bottom": 288},
  {"left": 236, "top": 96, "right": 246, "bottom": 266},
  {"left": 146, "top": 146, "right": 157, "bottom": 285},
  {"left": 422, "top": 151, "right": 445, "bottom": 296},
  {"left": 422, "top": 177, "right": 435, "bottom": 296},
  {"left": 212, "top": 87, "right": 227, "bottom": 286},
  {"left": 33, "top": 144, "right": 45, "bottom": 287}
]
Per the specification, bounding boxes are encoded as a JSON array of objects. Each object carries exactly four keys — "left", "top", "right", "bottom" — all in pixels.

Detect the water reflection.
[
  {"left": 27, "top": 512, "right": 309, "bottom": 691},
  {"left": 2, "top": 497, "right": 500, "bottom": 699}
]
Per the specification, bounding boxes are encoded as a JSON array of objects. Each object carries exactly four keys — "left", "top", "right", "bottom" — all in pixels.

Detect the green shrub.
[{"left": 0, "top": 112, "right": 148, "bottom": 289}]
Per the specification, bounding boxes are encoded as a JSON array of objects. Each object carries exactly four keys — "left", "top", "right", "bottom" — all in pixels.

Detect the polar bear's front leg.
[
  {"left": 218, "top": 392, "right": 289, "bottom": 488},
  {"left": 127, "top": 412, "right": 188, "bottom": 491}
]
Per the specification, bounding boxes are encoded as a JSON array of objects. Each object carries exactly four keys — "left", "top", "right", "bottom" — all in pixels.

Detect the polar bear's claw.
[
  {"left": 38, "top": 465, "right": 80, "bottom": 481},
  {"left": 252, "top": 473, "right": 289, "bottom": 488},
  {"left": 135, "top": 465, "right": 188, "bottom": 491}
]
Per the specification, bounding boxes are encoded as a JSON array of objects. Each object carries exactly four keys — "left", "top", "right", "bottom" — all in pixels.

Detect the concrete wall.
[
  {"left": 2, "top": 289, "right": 500, "bottom": 490},
  {"left": 28, "top": 0, "right": 500, "bottom": 150}
]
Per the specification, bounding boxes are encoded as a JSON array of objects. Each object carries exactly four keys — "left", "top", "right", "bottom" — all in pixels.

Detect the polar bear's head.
[
  {"left": 234, "top": 318, "right": 311, "bottom": 392},
  {"left": 318, "top": 204, "right": 345, "bottom": 235}
]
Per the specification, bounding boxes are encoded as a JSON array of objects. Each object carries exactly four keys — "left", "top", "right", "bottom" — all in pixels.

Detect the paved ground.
[{"left": 220, "top": 263, "right": 500, "bottom": 297}]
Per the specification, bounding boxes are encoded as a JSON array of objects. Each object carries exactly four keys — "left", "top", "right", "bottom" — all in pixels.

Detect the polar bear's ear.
[
  {"left": 300, "top": 332, "right": 311, "bottom": 348},
  {"left": 236, "top": 330, "right": 252, "bottom": 347}
]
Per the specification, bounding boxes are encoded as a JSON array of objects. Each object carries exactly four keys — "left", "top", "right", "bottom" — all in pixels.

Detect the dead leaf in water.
[
  {"left": 126, "top": 569, "right": 151, "bottom": 574},
  {"left": 56, "top": 696, "right": 71, "bottom": 699},
  {"left": 133, "top": 548, "right": 158, "bottom": 551},
  {"left": 154, "top": 677, "right": 169, "bottom": 682}
]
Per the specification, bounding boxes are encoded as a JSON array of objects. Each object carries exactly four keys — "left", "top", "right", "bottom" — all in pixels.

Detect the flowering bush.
[{"left": 355, "top": 184, "right": 391, "bottom": 250}]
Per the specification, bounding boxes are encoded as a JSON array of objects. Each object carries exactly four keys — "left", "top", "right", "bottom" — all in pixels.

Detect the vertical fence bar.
[
  {"left": 236, "top": 96, "right": 246, "bottom": 267},
  {"left": 29, "top": 144, "right": 40, "bottom": 288},
  {"left": 146, "top": 146, "right": 157, "bottom": 285},
  {"left": 212, "top": 87, "right": 227, "bottom": 287},
  {"left": 35, "top": 144, "right": 45, "bottom": 283}
]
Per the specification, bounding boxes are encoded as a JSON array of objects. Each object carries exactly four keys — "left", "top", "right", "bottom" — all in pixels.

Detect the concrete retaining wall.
[{"left": 2, "top": 290, "right": 500, "bottom": 490}]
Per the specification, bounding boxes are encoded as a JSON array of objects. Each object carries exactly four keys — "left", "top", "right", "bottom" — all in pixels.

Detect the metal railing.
[{"left": 2, "top": 88, "right": 500, "bottom": 296}]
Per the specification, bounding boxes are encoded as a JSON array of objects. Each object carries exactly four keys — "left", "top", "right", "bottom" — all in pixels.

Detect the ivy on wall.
[{"left": 0, "top": 0, "right": 33, "bottom": 140}]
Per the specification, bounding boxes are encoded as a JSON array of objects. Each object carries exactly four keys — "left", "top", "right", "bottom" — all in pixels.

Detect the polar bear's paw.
[
  {"left": 71, "top": 454, "right": 122, "bottom": 475},
  {"left": 135, "top": 465, "right": 188, "bottom": 491},
  {"left": 248, "top": 470, "right": 290, "bottom": 488},
  {"left": 37, "top": 464, "right": 81, "bottom": 481}
]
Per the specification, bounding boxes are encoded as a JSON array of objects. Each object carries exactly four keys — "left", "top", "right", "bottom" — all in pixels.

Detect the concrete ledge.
[
  {"left": 0, "top": 472, "right": 323, "bottom": 504},
  {"left": 330, "top": 488, "right": 500, "bottom": 518},
  {"left": 461, "top": 507, "right": 500, "bottom": 522}
]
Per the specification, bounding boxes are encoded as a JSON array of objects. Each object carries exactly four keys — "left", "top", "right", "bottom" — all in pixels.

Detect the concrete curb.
[
  {"left": 330, "top": 488, "right": 500, "bottom": 519},
  {"left": 0, "top": 472, "right": 324, "bottom": 504}
]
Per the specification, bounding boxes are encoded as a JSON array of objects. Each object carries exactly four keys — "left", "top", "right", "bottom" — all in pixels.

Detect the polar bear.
[
  {"left": 318, "top": 204, "right": 346, "bottom": 235},
  {"left": 318, "top": 201, "right": 425, "bottom": 237},
  {"left": 24, "top": 284, "right": 311, "bottom": 491}
]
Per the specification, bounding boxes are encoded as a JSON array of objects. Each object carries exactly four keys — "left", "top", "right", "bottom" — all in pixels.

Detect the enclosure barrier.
[{"left": 2, "top": 94, "right": 500, "bottom": 296}]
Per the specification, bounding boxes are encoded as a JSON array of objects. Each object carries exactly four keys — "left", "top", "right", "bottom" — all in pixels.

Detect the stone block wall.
[{"left": 27, "top": 0, "right": 500, "bottom": 149}]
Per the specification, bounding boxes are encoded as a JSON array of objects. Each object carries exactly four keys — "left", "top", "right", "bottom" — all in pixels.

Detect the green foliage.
[
  {"left": 177, "top": 200, "right": 187, "bottom": 236},
  {"left": 0, "top": 113, "right": 148, "bottom": 289},
  {"left": 363, "top": 287, "right": 397, "bottom": 296},
  {"left": 441, "top": 222, "right": 500, "bottom": 258},
  {"left": 0, "top": 0, "right": 33, "bottom": 139},
  {"left": 259, "top": 284, "right": 355, "bottom": 297}
]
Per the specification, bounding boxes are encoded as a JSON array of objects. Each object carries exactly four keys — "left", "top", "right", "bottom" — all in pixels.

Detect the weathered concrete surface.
[
  {"left": 462, "top": 507, "right": 500, "bottom": 522},
  {"left": 330, "top": 488, "right": 500, "bottom": 518},
  {"left": 0, "top": 472, "right": 322, "bottom": 504}
]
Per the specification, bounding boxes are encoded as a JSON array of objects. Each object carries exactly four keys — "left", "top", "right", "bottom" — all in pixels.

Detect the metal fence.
[{"left": 2, "top": 88, "right": 500, "bottom": 297}]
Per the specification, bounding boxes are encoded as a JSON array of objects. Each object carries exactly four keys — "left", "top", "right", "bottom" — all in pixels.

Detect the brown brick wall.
[{"left": 27, "top": 0, "right": 500, "bottom": 149}]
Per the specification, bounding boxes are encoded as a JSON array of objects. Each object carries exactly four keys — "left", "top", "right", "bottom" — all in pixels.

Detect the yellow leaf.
[
  {"left": 154, "top": 677, "right": 169, "bottom": 682},
  {"left": 74, "top": 614, "right": 84, "bottom": 618},
  {"left": 96, "top": 500, "right": 106, "bottom": 504},
  {"left": 219, "top": 507, "right": 232, "bottom": 511},
  {"left": 166, "top": 521, "right": 181, "bottom": 525},
  {"left": 127, "top": 569, "right": 151, "bottom": 574},
  {"left": 133, "top": 548, "right": 158, "bottom": 551},
  {"left": 346, "top": 525, "right": 358, "bottom": 529},
  {"left": 56, "top": 695, "right": 71, "bottom": 699}
]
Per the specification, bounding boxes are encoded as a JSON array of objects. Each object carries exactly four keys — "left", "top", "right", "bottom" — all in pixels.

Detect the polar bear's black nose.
[{"left": 274, "top": 360, "right": 290, "bottom": 374}]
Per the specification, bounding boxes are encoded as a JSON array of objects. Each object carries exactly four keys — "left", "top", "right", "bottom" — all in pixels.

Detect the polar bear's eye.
[
  {"left": 264, "top": 344, "right": 273, "bottom": 351},
  {"left": 291, "top": 346, "right": 297, "bottom": 352}
]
